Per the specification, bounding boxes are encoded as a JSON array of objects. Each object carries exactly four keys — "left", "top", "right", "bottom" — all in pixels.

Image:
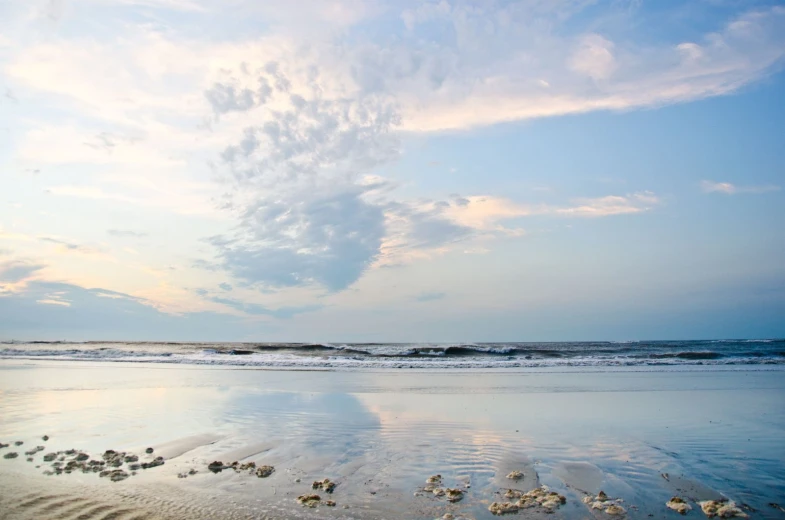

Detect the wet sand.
[{"left": 1, "top": 361, "right": 784, "bottom": 519}]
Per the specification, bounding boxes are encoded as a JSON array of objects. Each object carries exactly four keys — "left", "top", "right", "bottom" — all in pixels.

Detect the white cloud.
[
  {"left": 701, "top": 180, "right": 781, "bottom": 195},
  {"left": 36, "top": 298, "right": 71, "bottom": 306},
  {"left": 570, "top": 34, "right": 617, "bottom": 81}
]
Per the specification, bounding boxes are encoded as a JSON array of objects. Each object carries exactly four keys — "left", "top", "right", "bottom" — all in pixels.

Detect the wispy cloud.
[
  {"left": 700, "top": 180, "right": 780, "bottom": 195},
  {"left": 38, "top": 237, "right": 102, "bottom": 255},
  {"left": 0, "top": 259, "right": 45, "bottom": 283}
]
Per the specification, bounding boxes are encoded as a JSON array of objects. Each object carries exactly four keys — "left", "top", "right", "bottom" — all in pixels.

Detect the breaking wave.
[{"left": 1, "top": 339, "right": 784, "bottom": 369}]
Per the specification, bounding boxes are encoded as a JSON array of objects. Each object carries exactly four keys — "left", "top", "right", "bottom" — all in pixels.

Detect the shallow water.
[{"left": 1, "top": 361, "right": 784, "bottom": 519}]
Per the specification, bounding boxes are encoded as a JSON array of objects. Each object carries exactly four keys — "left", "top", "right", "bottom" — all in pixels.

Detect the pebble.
[
  {"left": 667, "top": 497, "right": 692, "bottom": 515},
  {"left": 297, "top": 494, "right": 321, "bottom": 508}
]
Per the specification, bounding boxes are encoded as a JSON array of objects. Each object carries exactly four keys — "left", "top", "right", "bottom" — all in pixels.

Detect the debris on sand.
[
  {"left": 699, "top": 500, "right": 748, "bottom": 518},
  {"left": 297, "top": 494, "right": 321, "bottom": 508},
  {"left": 208, "top": 461, "right": 227, "bottom": 473},
  {"left": 489, "top": 501, "right": 520, "bottom": 515},
  {"left": 233, "top": 461, "right": 255, "bottom": 471},
  {"left": 506, "top": 471, "right": 523, "bottom": 480},
  {"left": 426, "top": 474, "right": 443, "bottom": 484},
  {"left": 667, "top": 497, "right": 693, "bottom": 515},
  {"left": 518, "top": 486, "right": 567, "bottom": 511},
  {"left": 24, "top": 446, "right": 45, "bottom": 456},
  {"left": 99, "top": 469, "right": 129, "bottom": 482},
  {"left": 256, "top": 465, "right": 275, "bottom": 478},
  {"left": 584, "top": 491, "right": 625, "bottom": 515},
  {"left": 140, "top": 456, "right": 164, "bottom": 469},
  {"left": 605, "top": 504, "right": 626, "bottom": 515},
  {"left": 324, "top": 500, "right": 336, "bottom": 507},
  {"left": 102, "top": 450, "right": 126, "bottom": 467},
  {"left": 312, "top": 478, "right": 336, "bottom": 493},
  {"left": 3, "top": 452, "right": 18, "bottom": 459},
  {"left": 445, "top": 488, "right": 464, "bottom": 502}
]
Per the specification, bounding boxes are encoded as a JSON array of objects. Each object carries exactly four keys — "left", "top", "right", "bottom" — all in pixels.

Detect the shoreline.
[
  {"left": 2, "top": 357, "right": 785, "bottom": 374},
  {"left": 2, "top": 360, "right": 784, "bottom": 519}
]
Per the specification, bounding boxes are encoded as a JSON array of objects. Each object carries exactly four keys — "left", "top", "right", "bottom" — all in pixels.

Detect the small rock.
[
  {"left": 188, "top": 468, "right": 198, "bottom": 475},
  {"left": 297, "top": 494, "right": 321, "bottom": 508},
  {"left": 432, "top": 487, "right": 446, "bottom": 497},
  {"left": 256, "top": 465, "right": 275, "bottom": 478},
  {"left": 26, "top": 457, "right": 33, "bottom": 462},
  {"left": 0, "top": 443, "right": 8, "bottom": 449},
  {"left": 24, "top": 446, "right": 45, "bottom": 456},
  {"left": 699, "top": 500, "right": 748, "bottom": 518},
  {"left": 3, "top": 452, "right": 18, "bottom": 459},
  {"left": 324, "top": 500, "right": 336, "bottom": 507},
  {"left": 141, "top": 456, "right": 164, "bottom": 469},
  {"left": 445, "top": 488, "right": 464, "bottom": 502},
  {"left": 606, "top": 504, "right": 626, "bottom": 515},
  {"left": 207, "top": 460, "right": 225, "bottom": 473},
  {"left": 295, "top": 478, "right": 301, "bottom": 483},
  {"left": 42, "top": 435, "right": 49, "bottom": 441},
  {"left": 14, "top": 441, "right": 23, "bottom": 446},
  {"left": 124, "top": 455, "right": 138, "bottom": 463},
  {"left": 667, "top": 497, "right": 692, "bottom": 515},
  {"left": 312, "top": 478, "right": 336, "bottom": 493},
  {"left": 145, "top": 447, "right": 154, "bottom": 454},
  {"left": 489, "top": 502, "right": 520, "bottom": 515},
  {"left": 506, "top": 470, "right": 523, "bottom": 480},
  {"left": 426, "top": 474, "right": 443, "bottom": 484},
  {"left": 442, "top": 515, "right": 455, "bottom": 520}
]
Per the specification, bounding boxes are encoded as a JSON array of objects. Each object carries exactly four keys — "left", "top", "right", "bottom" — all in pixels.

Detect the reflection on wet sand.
[{"left": 1, "top": 361, "right": 784, "bottom": 519}]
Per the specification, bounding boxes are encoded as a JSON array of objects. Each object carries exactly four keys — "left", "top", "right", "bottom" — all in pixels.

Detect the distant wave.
[{"left": 1, "top": 339, "right": 784, "bottom": 370}]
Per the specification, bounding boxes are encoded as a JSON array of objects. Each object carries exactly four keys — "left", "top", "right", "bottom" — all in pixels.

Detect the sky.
[{"left": 1, "top": 0, "right": 784, "bottom": 342}]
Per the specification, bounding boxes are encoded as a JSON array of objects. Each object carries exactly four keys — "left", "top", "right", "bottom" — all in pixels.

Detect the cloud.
[
  {"left": 107, "top": 229, "right": 149, "bottom": 238},
  {"left": 700, "top": 180, "right": 781, "bottom": 195},
  {"left": 36, "top": 298, "right": 71, "bottom": 306},
  {"left": 387, "top": 5, "right": 785, "bottom": 131},
  {"left": 209, "top": 188, "right": 387, "bottom": 291},
  {"left": 206, "top": 296, "right": 323, "bottom": 319},
  {"left": 0, "top": 260, "right": 45, "bottom": 283},
  {"left": 38, "top": 237, "right": 102, "bottom": 255},
  {"left": 415, "top": 291, "right": 446, "bottom": 302},
  {"left": 569, "top": 34, "right": 617, "bottom": 81},
  {"left": 218, "top": 282, "right": 232, "bottom": 291},
  {"left": 0, "top": 281, "right": 257, "bottom": 341},
  {"left": 553, "top": 192, "right": 660, "bottom": 217},
  {"left": 204, "top": 64, "right": 400, "bottom": 292}
]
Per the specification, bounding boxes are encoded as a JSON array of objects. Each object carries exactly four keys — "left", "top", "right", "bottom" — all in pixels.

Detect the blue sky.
[{"left": 1, "top": 0, "right": 783, "bottom": 341}]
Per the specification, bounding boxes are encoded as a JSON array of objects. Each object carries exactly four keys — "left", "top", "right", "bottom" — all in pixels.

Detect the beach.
[{"left": 1, "top": 356, "right": 784, "bottom": 519}]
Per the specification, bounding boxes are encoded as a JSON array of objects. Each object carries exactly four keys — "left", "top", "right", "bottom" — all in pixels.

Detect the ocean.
[{"left": 1, "top": 339, "right": 783, "bottom": 369}]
